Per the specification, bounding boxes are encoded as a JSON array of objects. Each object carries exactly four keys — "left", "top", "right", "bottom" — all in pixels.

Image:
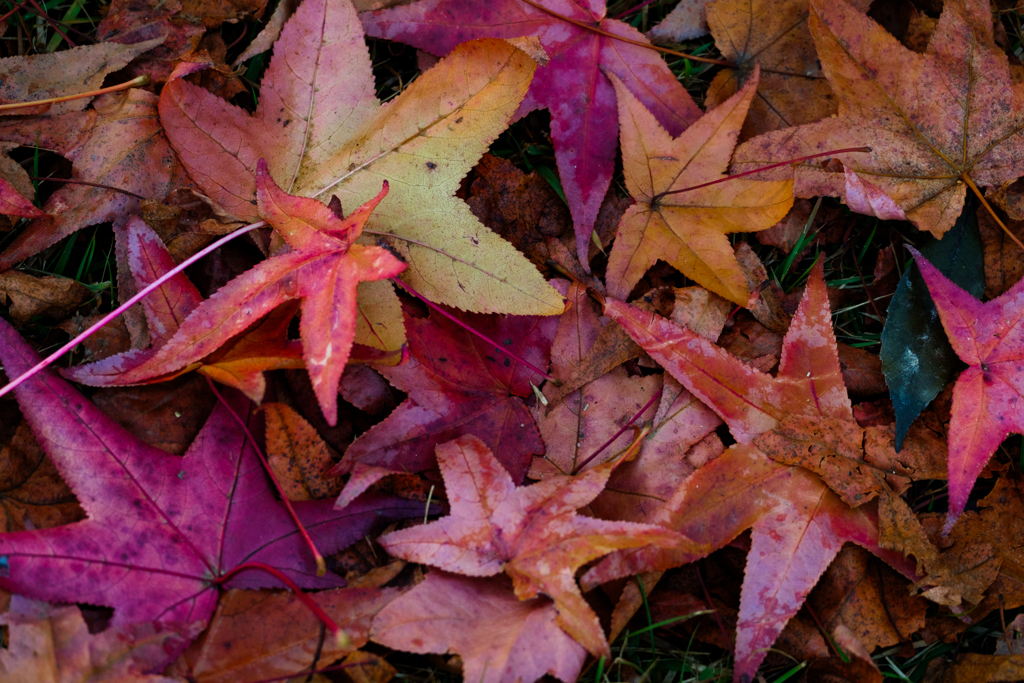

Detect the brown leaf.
[
  {"left": 0, "top": 420, "right": 84, "bottom": 533},
  {"left": 91, "top": 374, "right": 216, "bottom": 455},
  {"left": 979, "top": 209, "right": 1024, "bottom": 299},
  {"left": 808, "top": 545, "right": 925, "bottom": 653},
  {"left": 188, "top": 586, "right": 400, "bottom": 683},
  {"left": 0, "top": 271, "right": 92, "bottom": 325},
  {"left": 837, "top": 343, "right": 887, "bottom": 397},
  {"left": 265, "top": 402, "right": 342, "bottom": 501},
  {"left": 925, "top": 654, "right": 1024, "bottom": 683}
]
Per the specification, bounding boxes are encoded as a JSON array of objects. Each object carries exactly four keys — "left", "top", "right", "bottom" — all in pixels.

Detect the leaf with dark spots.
[
  {"left": 334, "top": 303, "right": 556, "bottom": 483},
  {"left": 881, "top": 198, "right": 984, "bottom": 450},
  {"left": 0, "top": 318, "right": 426, "bottom": 628}
]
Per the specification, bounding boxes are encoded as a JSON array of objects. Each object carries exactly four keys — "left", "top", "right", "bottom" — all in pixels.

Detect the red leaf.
[
  {"left": 335, "top": 304, "right": 556, "bottom": 483},
  {"left": 372, "top": 571, "right": 587, "bottom": 683},
  {"left": 585, "top": 263, "right": 917, "bottom": 681},
  {"left": 910, "top": 247, "right": 1024, "bottom": 534},
  {"left": 361, "top": 0, "right": 701, "bottom": 265},
  {"left": 0, "top": 318, "right": 425, "bottom": 627},
  {"left": 378, "top": 434, "right": 690, "bottom": 657},
  {"left": 103, "top": 162, "right": 405, "bottom": 425}
]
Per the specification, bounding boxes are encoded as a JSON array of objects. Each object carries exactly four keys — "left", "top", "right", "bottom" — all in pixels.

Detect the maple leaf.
[
  {"left": 0, "top": 596, "right": 204, "bottom": 682},
  {"left": 908, "top": 247, "right": 1024, "bottom": 534},
  {"left": 160, "top": 0, "right": 562, "bottom": 315},
  {"left": 605, "top": 68, "right": 793, "bottom": 305},
  {"left": 0, "top": 90, "right": 189, "bottom": 270},
  {"left": 703, "top": 0, "right": 870, "bottom": 139},
  {"left": 334, "top": 304, "right": 556, "bottom": 483},
  {"left": 583, "top": 263, "right": 917, "bottom": 681},
  {"left": 371, "top": 571, "right": 587, "bottom": 683},
  {"left": 378, "top": 434, "right": 689, "bottom": 657},
  {"left": 94, "top": 163, "right": 404, "bottom": 425},
  {"left": 360, "top": 0, "right": 702, "bottom": 266},
  {"left": 732, "top": 0, "right": 1024, "bottom": 238},
  {"left": 0, "top": 318, "right": 425, "bottom": 627}
]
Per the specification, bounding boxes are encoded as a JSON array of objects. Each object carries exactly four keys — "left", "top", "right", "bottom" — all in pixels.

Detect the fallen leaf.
[
  {"left": 979, "top": 208, "right": 1024, "bottom": 299},
  {"left": 0, "top": 596, "right": 203, "bottom": 683},
  {"left": 704, "top": 0, "right": 870, "bottom": 139},
  {"left": 733, "top": 0, "right": 1024, "bottom": 238},
  {"left": 584, "top": 263, "right": 917, "bottom": 681},
  {"left": 648, "top": 0, "right": 712, "bottom": 42},
  {"left": 160, "top": 0, "right": 562, "bottom": 314},
  {"left": 187, "top": 586, "right": 399, "bottom": 683},
  {"left": 605, "top": 68, "right": 793, "bottom": 305},
  {"left": 265, "top": 402, "right": 342, "bottom": 501},
  {"left": 0, "top": 271, "right": 92, "bottom": 325},
  {"left": 0, "top": 420, "right": 84, "bottom": 533},
  {"left": 925, "top": 653, "right": 1024, "bottom": 683},
  {"left": 0, "top": 178, "right": 44, "bottom": 220},
  {"left": 101, "top": 164, "right": 404, "bottom": 424},
  {"left": 0, "top": 318, "right": 426, "bottom": 626},
  {"left": 378, "top": 434, "right": 689, "bottom": 657},
  {"left": 0, "top": 38, "right": 164, "bottom": 116},
  {"left": 880, "top": 199, "right": 984, "bottom": 449},
  {"left": 98, "top": 0, "right": 205, "bottom": 83},
  {"left": 334, "top": 305, "right": 556, "bottom": 483},
  {"left": 0, "top": 90, "right": 188, "bottom": 269},
  {"left": 909, "top": 247, "right": 1024, "bottom": 532},
  {"left": 361, "top": 0, "right": 701, "bottom": 266},
  {"left": 371, "top": 571, "right": 587, "bottom": 683}
]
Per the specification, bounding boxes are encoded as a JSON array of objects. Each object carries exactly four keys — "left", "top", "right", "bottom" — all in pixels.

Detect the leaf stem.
[
  {"left": 962, "top": 173, "right": 1024, "bottom": 253},
  {"left": 652, "top": 147, "right": 872, "bottom": 202},
  {"left": 0, "top": 221, "right": 266, "bottom": 401},
  {"left": 391, "top": 278, "right": 558, "bottom": 382},
  {"left": 573, "top": 387, "right": 661, "bottom": 473},
  {"left": 0, "top": 75, "right": 151, "bottom": 112},
  {"left": 516, "top": 0, "right": 730, "bottom": 65},
  {"left": 204, "top": 376, "right": 327, "bottom": 577},
  {"left": 214, "top": 561, "right": 340, "bottom": 634},
  {"left": 29, "top": 176, "right": 147, "bottom": 200}
]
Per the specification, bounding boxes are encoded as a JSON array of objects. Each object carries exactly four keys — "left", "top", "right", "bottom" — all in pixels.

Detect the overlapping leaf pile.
[{"left": 5, "top": 0, "right": 1024, "bottom": 680}]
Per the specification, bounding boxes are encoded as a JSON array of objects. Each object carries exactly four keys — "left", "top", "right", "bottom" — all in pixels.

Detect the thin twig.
[
  {"left": 30, "top": 176, "right": 146, "bottom": 200},
  {"left": 214, "top": 561, "right": 339, "bottom": 633},
  {"left": 0, "top": 221, "right": 266, "bottom": 401},
  {"left": 0, "top": 75, "right": 150, "bottom": 112}
]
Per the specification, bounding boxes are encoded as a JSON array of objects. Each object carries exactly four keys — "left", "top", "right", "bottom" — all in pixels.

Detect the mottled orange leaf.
[{"left": 605, "top": 68, "right": 793, "bottom": 305}]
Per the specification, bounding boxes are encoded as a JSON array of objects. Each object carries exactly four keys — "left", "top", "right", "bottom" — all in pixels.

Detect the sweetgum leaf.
[
  {"left": 360, "top": 0, "right": 701, "bottom": 267},
  {"left": 587, "top": 263, "right": 918, "bottom": 681},
  {"left": 733, "top": 0, "right": 1024, "bottom": 238},
  {"left": 909, "top": 248, "right": 1024, "bottom": 534},
  {"left": 0, "top": 318, "right": 424, "bottom": 627},
  {"left": 880, "top": 197, "right": 983, "bottom": 451},
  {"left": 378, "top": 434, "right": 690, "bottom": 658},
  {"left": 159, "top": 0, "right": 562, "bottom": 315}
]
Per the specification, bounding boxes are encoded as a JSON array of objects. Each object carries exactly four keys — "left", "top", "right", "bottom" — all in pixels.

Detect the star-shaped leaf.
[
  {"left": 605, "top": 68, "right": 793, "bottom": 304},
  {"left": 733, "top": 0, "right": 1024, "bottom": 238},
  {"left": 104, "top": 161, "right": 405, "bottom": 425},
  {"left": 361, "top": 0, "right": 702, "bottom": 266},
  {"left": 0, "top": 318, "right": 425, "bottom": 627},
  {"left": 583, "top": 263, "right": 917, "bottom": 681},
  {"left": 378, "top": 434, "right": 690, "bottom": 657},
  {"left": 910, "top": 247, "right": 1024, "bottom": 533},
  {"left": 160, "top": 0, "right": 562, "bottom": 314}
]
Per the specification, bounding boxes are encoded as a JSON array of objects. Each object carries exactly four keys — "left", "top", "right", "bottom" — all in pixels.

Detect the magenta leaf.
[{"left": 0, "top": 318, "right": 425, "bottom": 627}]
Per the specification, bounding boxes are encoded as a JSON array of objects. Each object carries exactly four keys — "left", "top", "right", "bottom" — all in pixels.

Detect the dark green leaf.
[{"left": 880, "top": 196, "right": 984, "bottom": 450}]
